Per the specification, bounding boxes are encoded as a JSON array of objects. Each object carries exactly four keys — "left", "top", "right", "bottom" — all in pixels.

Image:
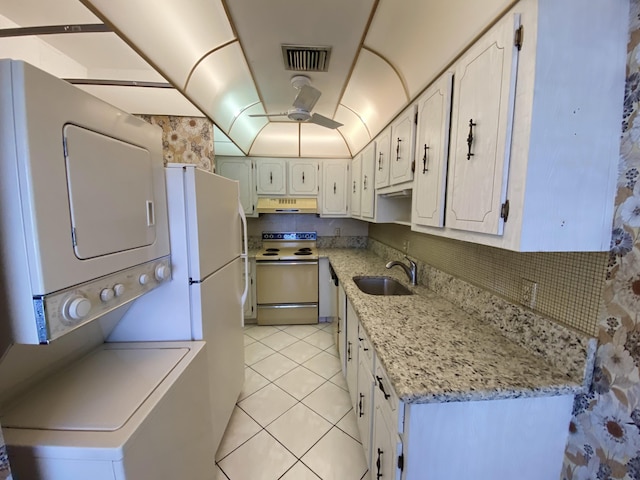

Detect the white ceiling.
[{"left": 0, "top": 0, "right": 512, "bottom": 158}]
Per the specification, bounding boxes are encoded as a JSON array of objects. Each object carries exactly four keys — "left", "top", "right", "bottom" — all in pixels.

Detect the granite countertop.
[{"left": 321, "top": 248, "right": 585, "bottom": 404}]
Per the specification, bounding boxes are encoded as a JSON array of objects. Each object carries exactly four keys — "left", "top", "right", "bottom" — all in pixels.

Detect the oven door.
[{"left": 256, "top": 261, "right": 318, "bottom": 304}]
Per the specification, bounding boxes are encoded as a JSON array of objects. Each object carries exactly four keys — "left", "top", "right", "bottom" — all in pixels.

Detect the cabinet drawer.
[
  {"left": 374, "top": 360, "right": 404, "bottom": 434},
  {"left": 358, "top": 324, "right": 375, "bottom": 372}
]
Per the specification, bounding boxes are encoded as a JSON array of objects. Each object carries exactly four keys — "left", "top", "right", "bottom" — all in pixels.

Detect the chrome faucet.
[{"left": 385, "top": 255, "right": 418, "bottom": 286}]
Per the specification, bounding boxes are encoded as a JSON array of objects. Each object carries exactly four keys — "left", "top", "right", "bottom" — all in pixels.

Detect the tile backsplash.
[{"left": 369, "top": 223, "right": 606, "bottom": 336}]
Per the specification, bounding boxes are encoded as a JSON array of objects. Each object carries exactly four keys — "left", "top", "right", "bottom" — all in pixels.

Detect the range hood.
[{"left": 256, "top": 197, "right": 318, "bottom": 214}]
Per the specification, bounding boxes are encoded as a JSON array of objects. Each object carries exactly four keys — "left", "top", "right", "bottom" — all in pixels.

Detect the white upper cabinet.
[
  {"left": 256, "top": 158, "right": 287, "bottom": 195},
  {"left": 389, "top": 106, "right": 416, "bottom": 186},
  {"left": 445, "top": 13, "right": 520, "bottom": 236},
  {"left": 350, "top": 155, "right": 362, "bottom": 218},
  {"left": 412, "top": 74, "right": 453, "bottom": 230},
  {"left": 374, "top": 128, "right": 391, "bottom": 189},
  {"left": 216, "top": 156, "right": 257, "bottom": 217},
  {"left": 320, "top": 159, "right": 350, "bottom": 217},
  {"left": 288, "top": 159, "right": 319, "bottom": 196},
  {"left": 360, "top": 142, "right": 376, "bottom": 219},
  {"left": 417, "top": 0, "right": 627, "bottom": 251}
]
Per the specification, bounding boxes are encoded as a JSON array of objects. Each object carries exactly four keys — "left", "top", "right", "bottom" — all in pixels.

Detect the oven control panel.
[
  {"left": 262, "top": 232, "right": 317, "bottom": 241},
  {"left": 33, "top": 256, "right": 172, "bottom": 344}
]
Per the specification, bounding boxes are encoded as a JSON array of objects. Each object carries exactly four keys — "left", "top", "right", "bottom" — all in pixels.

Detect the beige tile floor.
[{"left": 215, "top": 322, "right": 370, "bottom": 480}]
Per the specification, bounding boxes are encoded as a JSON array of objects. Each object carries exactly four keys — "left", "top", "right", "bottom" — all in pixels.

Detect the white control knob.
[
  {"left": 139, "top": 273, "right": 150, "bottom": 285},
  {"left": 114, "top": 284, "right": 125, "bottom": 297},
  {"left": 100, "top": 288, "right": 115, "bottom": 302},
  {"left": 63, "top": 295, "right": 92, "bottom": 322},
  {"left": 155, "top": 264, "right": 171, "bottom": 281}
]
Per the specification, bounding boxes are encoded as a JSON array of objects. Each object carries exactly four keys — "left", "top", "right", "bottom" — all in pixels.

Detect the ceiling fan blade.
[
  {"left": 309, "top": 113, "right": 343, "bottom": 129},
  {"left": 293, "top": 84, "right": 321, "bottom": 111},
  {"left": 249, "top": 113, "right": 288, "bottom": 117}
]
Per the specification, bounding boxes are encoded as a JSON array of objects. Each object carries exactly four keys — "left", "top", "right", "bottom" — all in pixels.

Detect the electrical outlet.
[
  {"left": 334, "top": 227, "right": 341, "bottom": 236},
  {"left": 402, "top": 239, "right": 409, "bottom": 252},
  {"left": 521, "top": 279, "right": 538, "bottom": 309}
]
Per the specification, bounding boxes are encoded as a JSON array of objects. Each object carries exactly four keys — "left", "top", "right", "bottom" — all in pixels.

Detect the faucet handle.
[{"left": 404, "top": 255, "right": 416, "bottom": 266}]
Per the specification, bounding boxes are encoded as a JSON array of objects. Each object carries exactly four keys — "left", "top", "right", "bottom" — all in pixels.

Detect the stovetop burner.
[{"left": 256, "top": 231, "right": 318, "bottom": 261}]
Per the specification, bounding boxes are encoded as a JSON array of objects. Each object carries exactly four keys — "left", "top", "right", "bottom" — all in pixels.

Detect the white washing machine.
[{"left": 1, "top": 341, "right": 214, "bottom": 480}]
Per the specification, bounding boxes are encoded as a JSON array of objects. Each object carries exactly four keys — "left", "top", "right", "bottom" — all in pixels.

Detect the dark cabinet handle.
[
  {"left": 422, "top": 144, "right": 429, "bottom": 173},
  {"left": 376, "top": 375, "right": 391, "bottom": 399},
  {"left": 347, "top": 341, "right": 352, "bottom": 361},
  {"left": 376, "top": 448, "right": 383, "bottom": 479},
  {"left": 353, "top": 180, "right": 356, "bottom": 193},
  {"left": 396, "top": 137, "right": 402, "bottom": 161},
  {"left": 363, "top": 175, "right": 368, "bottom": 190},
  {"left": 270, "top": 171, "right": 273, "bottom": 184},
  {"left": 302, "top": 172, "right": 305, "bottom": 183},
  {"left": 378, "top": 152, "right": 383, "bottom": 171},
  {"left": 358, "top": 393, "right": 364, "bottom": 417},
  {"left": 333, "top": 182, "right": 337, "bottom": 194},
  {"left": 466, "top": 119, "right": 476, "bottom": 160}
]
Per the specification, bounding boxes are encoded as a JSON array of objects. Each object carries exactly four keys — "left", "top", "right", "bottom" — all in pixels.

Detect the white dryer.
[{"left": 1, "top": 342, "right": 214, "bottom": 480}]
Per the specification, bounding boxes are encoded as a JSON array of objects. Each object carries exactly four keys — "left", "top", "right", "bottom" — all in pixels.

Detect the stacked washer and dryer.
[{"left": 0, "top": 60, "right": 245, "bottom": 479}]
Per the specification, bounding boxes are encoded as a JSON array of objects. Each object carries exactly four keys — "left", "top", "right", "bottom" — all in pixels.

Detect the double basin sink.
[{"left": 352, "top": 276, "right": 413, "bottom": 296}]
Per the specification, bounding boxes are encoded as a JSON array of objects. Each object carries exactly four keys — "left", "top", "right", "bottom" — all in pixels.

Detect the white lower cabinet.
[
  {"left": 337, "top": 285, "right": 347, "bottom": 375},
  {"left": 372, "top": 401, "right": 403, "bottom": 480},
  {"left": 356, "top": 324, "right": 375, "bottom": 467},
  {"left": 345, "top": 300, "right": 359, "bottom": 407},
  {"left": 343, "top": 301, "right": 575, "bottom": 480}
]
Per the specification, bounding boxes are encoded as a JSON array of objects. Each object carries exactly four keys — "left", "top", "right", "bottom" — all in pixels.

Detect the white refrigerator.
[{"left": 108, "top": 163, "right": 247, "bottom": 451}]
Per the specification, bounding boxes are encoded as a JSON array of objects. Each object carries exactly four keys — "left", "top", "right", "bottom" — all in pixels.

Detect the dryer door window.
[{"left": 63, "top": 124, "right": 156, "bottom": 260}]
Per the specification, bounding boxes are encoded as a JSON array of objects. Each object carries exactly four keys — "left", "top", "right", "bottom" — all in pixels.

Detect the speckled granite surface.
[{"left": 322, "top": 248, "right": 596, "bottom": 404}]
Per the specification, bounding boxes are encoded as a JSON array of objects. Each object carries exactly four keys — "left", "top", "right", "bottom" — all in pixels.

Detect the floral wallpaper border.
[{"left": 562, "top": 2, "right": 640, "bottom": 479}]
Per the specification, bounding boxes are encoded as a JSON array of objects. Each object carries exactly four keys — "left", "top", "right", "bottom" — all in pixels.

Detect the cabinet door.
[
  {"left": 375, "top": 129, "right": 391, "bottom": 189},
  {"left": 361, "top": 143, "right": 376, "bottom": 219},
  {"left": 389, "top": 107, "right": 416, "bottom": 185},
  {"left": 446, "top": 14, "right": 520, "bottom": 235},
  {"left": 321, "top": 159, "right": 350, "bottom": 217},
  {"left": 289, "top": 159, "right": 318, "bottom": 196},
  {"left": 345, "top": 300, "right": 359, "bottom": 408},
  {"left": 338, "top": 285, "right": 347, "bottom": 375},
  {"left": 256, "top": 159, "right": 286, "bottom": 195},
  {"left": 372, "top": 403, "right": 403, "bottom": 480},
  {"left": 350, "top": 155, "right": 362, "bottom": 218},
  {"left": 216, "top": 157, "right": 256, "bottom": 216},
  {"left": 357, "top": 356, "right": 375, "bottom": 468},
  {"left": 412, "top": 74, "right": 453, "bottom": 230}
]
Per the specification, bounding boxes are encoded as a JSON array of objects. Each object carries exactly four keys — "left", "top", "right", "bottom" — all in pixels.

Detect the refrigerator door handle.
[{"left": 239, "top": 201, "right": 249, "bottom": 313}]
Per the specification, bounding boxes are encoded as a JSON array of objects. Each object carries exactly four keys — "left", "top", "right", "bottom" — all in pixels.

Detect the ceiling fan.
[{"left": 250, "top": 75, "right": 343, "bottom": 129}]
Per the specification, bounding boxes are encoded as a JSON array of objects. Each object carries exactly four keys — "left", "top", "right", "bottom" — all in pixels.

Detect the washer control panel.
[{"left": 33, "top": 256, "right": 172, "bottom": 343}]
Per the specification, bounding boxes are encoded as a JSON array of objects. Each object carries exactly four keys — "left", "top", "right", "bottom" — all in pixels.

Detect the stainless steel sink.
[{"left": 352, "top": 276, "right": 413, "bottom": 296}]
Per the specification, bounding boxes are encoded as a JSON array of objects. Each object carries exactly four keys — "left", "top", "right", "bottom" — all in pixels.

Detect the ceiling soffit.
[{"left": 1, "top": 0, "right": 517, "bottom": 158}]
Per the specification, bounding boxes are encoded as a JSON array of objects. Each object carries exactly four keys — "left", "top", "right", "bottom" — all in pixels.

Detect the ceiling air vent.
[{"left": 282, "top": 45, "right": 331, "bottom": 72}]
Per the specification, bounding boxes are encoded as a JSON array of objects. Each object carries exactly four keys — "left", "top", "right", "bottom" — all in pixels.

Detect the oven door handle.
[{"left": 256, "top": 261, "right": 318, "bottom": 266}]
